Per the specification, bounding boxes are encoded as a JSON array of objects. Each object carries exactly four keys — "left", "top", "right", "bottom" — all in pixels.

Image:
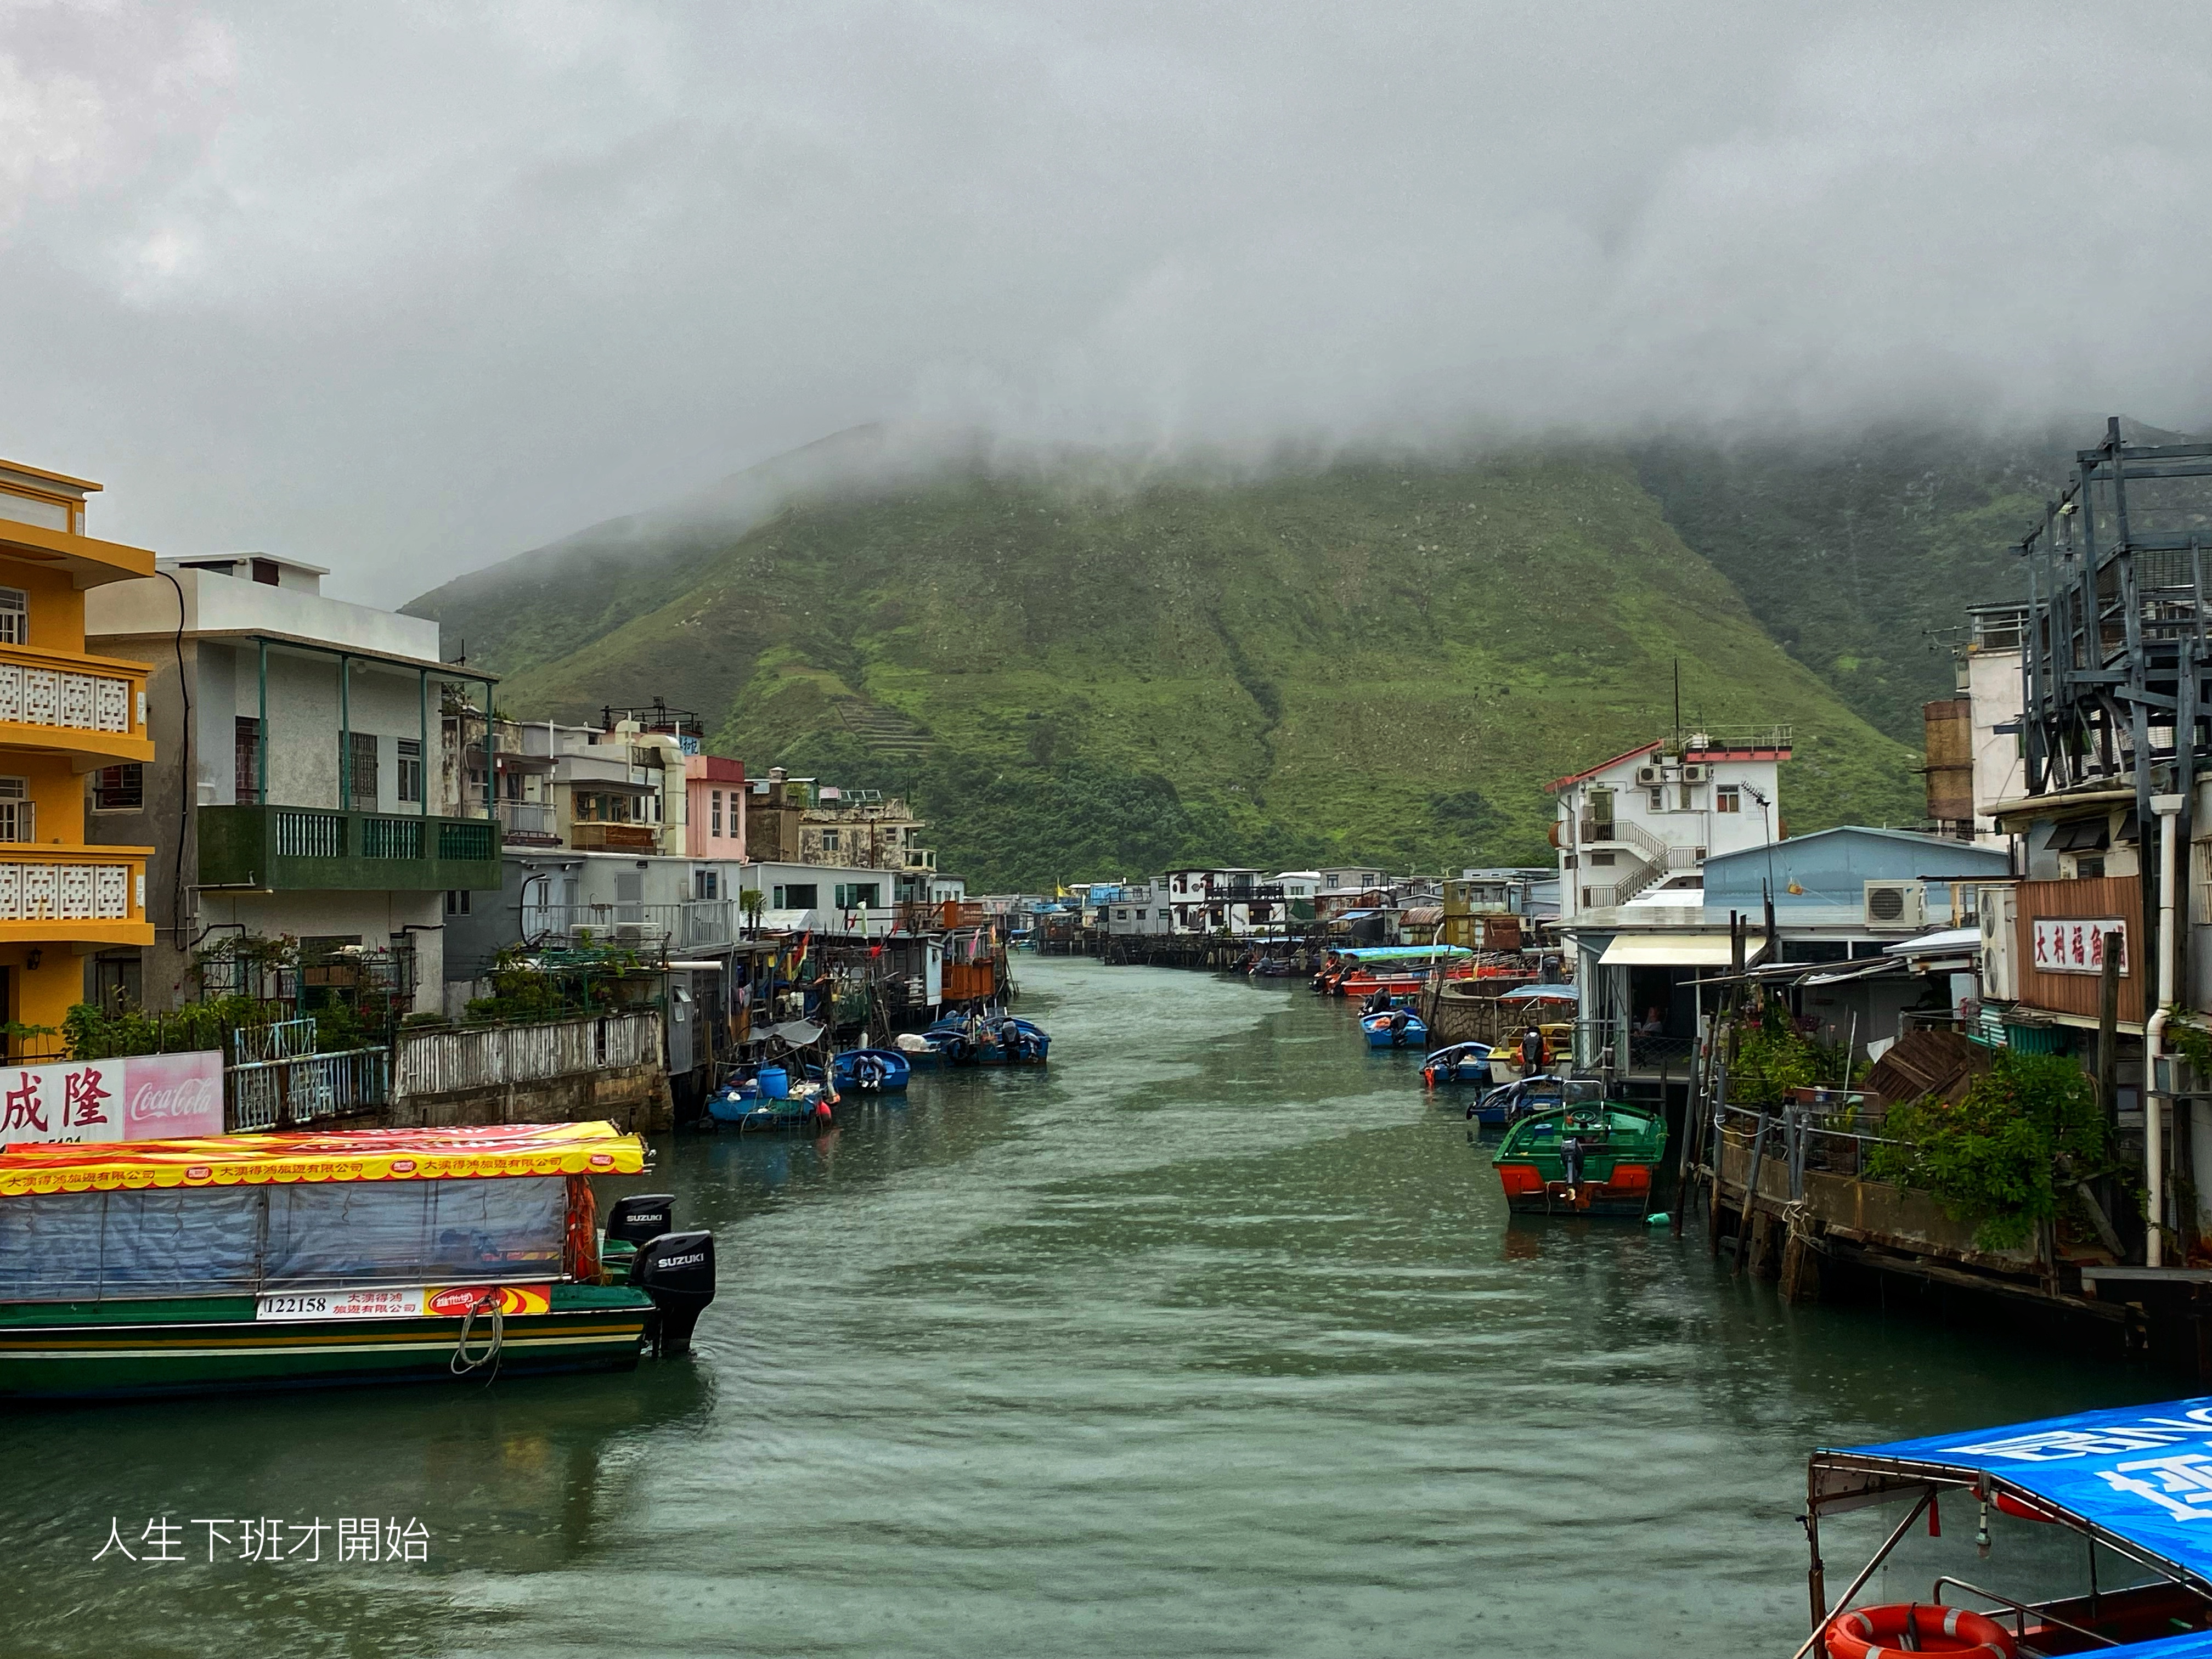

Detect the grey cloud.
[{"left": 2, "top": 1, "right": 2209, "bottom": 603}]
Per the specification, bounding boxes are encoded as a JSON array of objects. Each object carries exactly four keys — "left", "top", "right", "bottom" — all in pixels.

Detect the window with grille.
[
  {"left": 235, "top": 717, "right": 262, "bottom": 803},
  {"left": 343, "top": 732, "right": 379, "bottom": 810},
  {"left": 0, "top": 588, "right": 26, "bottom": 647},
  {"left": 92, "top": 764, "right": 143, "bottom": 811},
  {"left": 396, "top": 738, "right": 422, "bottom": 804},
  {"left": 711, "top": 791, "right": 723, "bottom": 836},
  {"left": 0, "top": 777, "right": 32, "bottom": 842}
]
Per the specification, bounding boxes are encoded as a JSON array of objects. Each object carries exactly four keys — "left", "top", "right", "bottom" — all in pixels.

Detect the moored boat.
[
  {"left": 706, "top": 1064, "right": 837, "bottom": 1130},
  {"left": 1491, "top": 1097, "right": 1666, "bottom": 1216},
  {"left": 830, "top": 1046, "right": 912, "bottom": 1093},
  {"left": 1419, "top": 1041, "right": 1495, "bottom": 1088},
  {"left": 1360, "top": 1008, "right": 1429, "bottom": 1048},
  {"left": 921, "top": 1011, "right": 1049, "bottom": 1066},
  {"left": 1465, "top": 1071, "right": 1581, "bottom": 1128},
  {"left": 1328, "top": 945, "right": 1476, "bottom": 1000},
  {"left": 1793, "top": 1397, "right": 2212, "bottom": 1656},
  {"left": 0, "top": 1122, "right": 715, "bottom": 1400}
]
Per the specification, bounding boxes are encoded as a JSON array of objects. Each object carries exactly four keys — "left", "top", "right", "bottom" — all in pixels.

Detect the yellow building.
[{"left": 0, "top": 459, "right": 157, "bottom": 1045}]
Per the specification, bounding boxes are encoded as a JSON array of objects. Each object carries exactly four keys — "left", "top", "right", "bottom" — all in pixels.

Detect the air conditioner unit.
[
  {"left": 1863, "top": 880, "right": 1927, "bottom": 928},
  {"left": 1978, "top": 884, "right": 2018, "bottom": 1001},
  {"left": 1680, "top": 764, "right": 1709, "bottom": 783},
  {"left": 1635, "top": 765, "right": 1664, "bottom": 786},
  {"left": 614, "top": 922, "right": 650, "bottom": 946}
]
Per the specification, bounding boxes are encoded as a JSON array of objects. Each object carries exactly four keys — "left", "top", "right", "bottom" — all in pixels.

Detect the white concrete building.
[
  {"left": 86, "top": 554, "right": 504, "bottom": 1012},
  {"left": 1550, "top": 731, "right": 1791, "bottom": 924}
]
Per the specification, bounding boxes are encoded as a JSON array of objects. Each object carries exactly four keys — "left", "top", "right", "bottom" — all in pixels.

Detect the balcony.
[
  {"left": 569, "top": 822, "right": 659, "bottom": 853},
  {"left": 198, "top": 806, "right": 501, "bottom": 893},
  {"left": 528, "top": 900, "right": 736, "bottom": 953},
  {"left": 0, "top": 644, "right": 153, "bottom": 767},
  {"left": 0, "top": 516, "right": 156, "bottom": 588},
  {"left": 0, "top": 843, "right": 153, "bottom": 946},
  {"left": 496, "top": 799, "right": 560, "bottom": 847}
]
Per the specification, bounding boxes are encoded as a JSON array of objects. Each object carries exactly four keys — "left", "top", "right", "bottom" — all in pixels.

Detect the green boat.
[
  {"left": 1491, "top": 1093, "right": 1668, "bottom": 1218},
  {"left": 0, "top": 1121, "right": 714, "bottom": 1400}
]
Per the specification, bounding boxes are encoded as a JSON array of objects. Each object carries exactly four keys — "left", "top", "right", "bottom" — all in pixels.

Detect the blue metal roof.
[{"left": 1844, "top": 1397, "right": 2212, "bottom": 1581}]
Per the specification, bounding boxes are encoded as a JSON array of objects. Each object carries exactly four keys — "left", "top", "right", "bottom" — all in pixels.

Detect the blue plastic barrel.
[{"left": 758, "top": 1065, "right": 789, "bottom": 1099}]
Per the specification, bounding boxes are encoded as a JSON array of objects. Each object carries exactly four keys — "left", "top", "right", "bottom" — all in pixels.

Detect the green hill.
[{"left": 409, "top": 447, "right": 1924, "bottom": 889}]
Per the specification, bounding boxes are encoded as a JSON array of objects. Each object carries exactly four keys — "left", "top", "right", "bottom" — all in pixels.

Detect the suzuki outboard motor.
[
  {"left": 604, "top": 1193, "right": 676, "bottom": 1248},
  {"left": 630, "top": 1231, "right": 715, "bottom": 1357}
]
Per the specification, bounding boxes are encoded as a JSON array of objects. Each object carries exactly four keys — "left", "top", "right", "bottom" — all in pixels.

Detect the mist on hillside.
[{"left": 8, "top": 3, "right": 2212, "bottom": 600}]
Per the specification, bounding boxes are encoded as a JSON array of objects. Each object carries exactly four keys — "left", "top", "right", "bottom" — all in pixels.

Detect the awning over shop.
[{"left": 1598, "top": 933, "right": 1771, "bottom": 968}]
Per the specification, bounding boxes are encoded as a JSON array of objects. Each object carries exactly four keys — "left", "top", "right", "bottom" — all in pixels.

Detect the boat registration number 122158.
[
  {"left": 253, "top": 1285, "right": 555, "bottom": 1322},
  {"left": 256, "top": 1288, "right": 427, "bottom": 1322}
]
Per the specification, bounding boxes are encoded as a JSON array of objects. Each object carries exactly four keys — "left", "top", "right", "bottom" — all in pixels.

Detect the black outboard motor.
[
  {"left": 1559, "top": 1137, "right": 1584, "bottom": 1196},
  {"left": 999, "top": 1019, "right": 1022, "bottom": 1059},
  {"left": 630, "top": 1231, "right": 716, "bottom": 1356},
  {"left": 605, "top": 1193, "right": 676, "bottom": 1248}
]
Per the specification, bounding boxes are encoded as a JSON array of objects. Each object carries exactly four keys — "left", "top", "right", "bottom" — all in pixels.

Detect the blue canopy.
[
  {"left": 1335, "top": 945, "right": 1472, "bottom": 961},
  {"left": 2106, "top": 1634, "right": 2212, "bottom": 1657},
  {"left": 1841, "top": 1397, "right": 2212, "bottom": 1585}
]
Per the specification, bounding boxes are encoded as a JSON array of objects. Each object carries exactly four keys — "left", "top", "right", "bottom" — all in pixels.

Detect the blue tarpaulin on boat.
[
  {"left": 2104, "top": 1633, "right": 2212, "bottom": 1657},
  {"left": 1843, "top": 1398, "right": 2212, "bottom": 1582},
  {"left": 1497, "top": 984, "right": 1578, "bottom": 1001}
]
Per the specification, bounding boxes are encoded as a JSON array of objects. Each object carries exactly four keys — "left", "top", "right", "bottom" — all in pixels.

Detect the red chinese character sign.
[
  {"left": 2030, "top": 918, "right": 2129, "bottom": 977},
  {"left": 0, "top": 1051, "right": 222, "bottom": 1146}
]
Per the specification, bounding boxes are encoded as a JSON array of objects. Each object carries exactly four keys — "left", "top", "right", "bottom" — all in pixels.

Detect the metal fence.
[
  {"left": 227, "top": 1047, "right": 390, "bottom": 1130},
  {"left": 393, "top": 1008, "right": 662, "bottom": 1099}
]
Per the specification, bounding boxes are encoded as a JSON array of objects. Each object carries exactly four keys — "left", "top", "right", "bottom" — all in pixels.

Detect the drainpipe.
[{"left": 2147, "top": 792, "right": 2185, "bottom": 1267}]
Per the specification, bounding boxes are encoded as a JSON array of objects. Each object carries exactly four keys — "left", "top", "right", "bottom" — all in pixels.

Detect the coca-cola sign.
[
  {"left": 122, "top": 1051, "right": 223, "bottom": 1135},
  {"left": 0, "top": 1049, "right": 223, "bottom": 1147}
]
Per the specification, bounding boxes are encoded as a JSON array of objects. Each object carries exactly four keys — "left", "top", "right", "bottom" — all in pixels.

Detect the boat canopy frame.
[{"left": 1797, "top": 1398, "right": 2212, "bottom": 1658}]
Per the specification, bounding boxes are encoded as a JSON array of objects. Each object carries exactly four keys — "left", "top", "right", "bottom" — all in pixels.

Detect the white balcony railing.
[{"left": 0, "top": 657, "right": 134, "bottom": 734}]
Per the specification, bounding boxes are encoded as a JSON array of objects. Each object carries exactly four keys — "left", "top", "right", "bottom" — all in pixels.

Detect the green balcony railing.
[{"left": 201, "top": 805, "right": 501, "bottom": 893}]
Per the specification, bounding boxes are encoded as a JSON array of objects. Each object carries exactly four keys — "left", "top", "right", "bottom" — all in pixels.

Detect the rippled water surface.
[{"left": 1, "top": 958, "right": 2169, "bottom": 1656}]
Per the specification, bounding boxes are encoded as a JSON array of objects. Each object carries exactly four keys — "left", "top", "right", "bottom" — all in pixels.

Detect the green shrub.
[{"left": 1866, "top": 1051, "right": 2107, "bottom": 1250}]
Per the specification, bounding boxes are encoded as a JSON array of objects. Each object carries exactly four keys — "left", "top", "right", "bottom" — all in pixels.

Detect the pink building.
[{"left": 685, "top": 755, "right": 747, "bottom": 859}]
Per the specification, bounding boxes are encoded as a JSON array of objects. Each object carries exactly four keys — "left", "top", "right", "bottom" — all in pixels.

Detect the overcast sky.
[{"left": 5, "top": 2, "right": 2211, "bottom": 604}]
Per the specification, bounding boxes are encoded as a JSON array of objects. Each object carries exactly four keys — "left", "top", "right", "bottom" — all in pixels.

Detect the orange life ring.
[{"left": 1822, "top": 1604, "right": 2015, "bottom": 1659}]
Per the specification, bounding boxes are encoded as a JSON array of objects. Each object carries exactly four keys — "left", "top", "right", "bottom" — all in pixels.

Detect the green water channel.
[{"left": 0, "top": 956, "right": 2171, "bottom": 1656}]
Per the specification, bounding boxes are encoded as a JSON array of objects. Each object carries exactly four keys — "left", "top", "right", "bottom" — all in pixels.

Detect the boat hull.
[{"left": 0, "top": 1286, "right": 654, "bottom": 1400}]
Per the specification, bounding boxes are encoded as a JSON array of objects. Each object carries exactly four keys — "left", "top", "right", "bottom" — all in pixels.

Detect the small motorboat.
[
  {"left": 831, "top": 1046, "right": 912, "bottom": 1093},
  {"left": 1465, "top": 1072, "right": 1578, "bottom": 1127},
  {"left": 706, "top": 1064, "right": 837, "bottom": 1132},
  {"left": 922, "top": 1011, "right": 1050, "bottom": 1066},
  {"left": 1360, "top": 1008, "right": 1428, "bottom": 1048},
  {"left": 1420, "top": 1041, "right": 1494, "bottom": 1088},
  {"left": 1492, "top": 1097, "right": 1667, "bottom": 1217}
]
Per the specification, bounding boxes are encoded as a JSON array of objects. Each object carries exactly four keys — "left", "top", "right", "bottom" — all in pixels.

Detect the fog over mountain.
[{"left": 5, "top": 2, "right": 2211, "bottom": 603}]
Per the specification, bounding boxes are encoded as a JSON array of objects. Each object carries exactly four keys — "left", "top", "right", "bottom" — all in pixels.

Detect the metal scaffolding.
[{"left": 2017, "top": 416, "right": 2212, "bottom": 1009}]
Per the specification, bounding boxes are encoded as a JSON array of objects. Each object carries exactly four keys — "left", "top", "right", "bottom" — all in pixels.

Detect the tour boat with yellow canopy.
[{"left": 0, "top": 1120, "right": 715, "bottom": 1400}]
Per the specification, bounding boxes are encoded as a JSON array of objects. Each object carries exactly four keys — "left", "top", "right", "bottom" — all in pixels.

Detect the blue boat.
[
  {"left": 705, "top": 1064, "right": 837, "bottom": 1132},
  {"left": 1465, "top": 1073, "right": 1583, "bottom": 1127},
  {"left": 831, "top": 1047, "right": 911, "bottom": 1093},
  {"left": 1361, "top": 1008, "right": 1427, "bottom": 1048},
  {"left": 1798, "top": 1397, "right": 2212, "bottom": 1657},
  {"left": 928, "top": 1013, "right": 1048, "bottom": 1066},
  {"left": 1419, "top": 1041, "right": 1494, "bottom": 1088}
]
